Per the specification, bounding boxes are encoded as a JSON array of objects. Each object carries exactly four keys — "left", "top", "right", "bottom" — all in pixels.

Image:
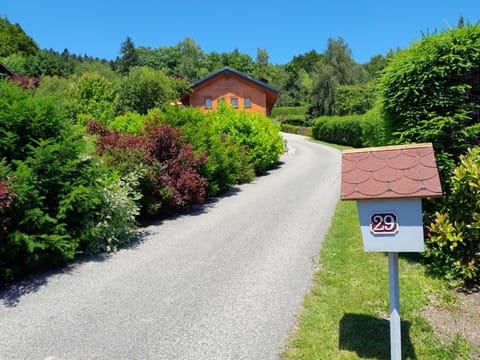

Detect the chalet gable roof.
[
  {"left": 192, "top": 66, "right": 278, "bottom": 95},
  {"left": 341, "top": 143, "right": 442, "bottom": 200}
]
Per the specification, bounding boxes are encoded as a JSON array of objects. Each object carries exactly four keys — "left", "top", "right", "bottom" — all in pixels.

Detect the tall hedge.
[{"left": 380, "top": 24, "right": 480, "bottom": 180}]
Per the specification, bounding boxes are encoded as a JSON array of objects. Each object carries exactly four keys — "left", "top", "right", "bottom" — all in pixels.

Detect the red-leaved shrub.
[{"left": 87, "top": 120, "right": 207, "bottom": 216}]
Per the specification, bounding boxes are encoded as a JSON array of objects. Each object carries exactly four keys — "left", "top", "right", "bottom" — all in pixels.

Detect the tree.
[
  {"left": 116, "top": 36, "right": 139, "bottom": 75},
  {"left": 176, "top": 37, "right": 205, "bottom": 80},
  {"left": 117, "top": 66, "right": 177, "bottom": 114},
  {"left": 308, "top": 37, "right": 368, "bottom": 117},
  {"left": 0, "top": 17, "right": 39, "bottom": 57}
]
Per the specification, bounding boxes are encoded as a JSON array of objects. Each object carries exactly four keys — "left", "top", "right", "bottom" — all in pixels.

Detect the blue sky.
[{"left": 2, "top": 1, "right": 480, "bottom": 64}]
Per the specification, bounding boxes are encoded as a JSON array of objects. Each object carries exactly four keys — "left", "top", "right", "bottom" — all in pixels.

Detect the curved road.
[{"left": 0, "top": 133, "right": 341, "bottom": 360}]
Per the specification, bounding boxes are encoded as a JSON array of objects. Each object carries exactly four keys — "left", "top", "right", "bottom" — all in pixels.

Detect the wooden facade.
[{"left": 182, "top": 67, "right": 278, "bottom": 116}]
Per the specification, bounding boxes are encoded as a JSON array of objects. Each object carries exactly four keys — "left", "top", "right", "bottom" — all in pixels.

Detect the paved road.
[{"left": 0, "top": 133, "right": 341, "bottom": 360}]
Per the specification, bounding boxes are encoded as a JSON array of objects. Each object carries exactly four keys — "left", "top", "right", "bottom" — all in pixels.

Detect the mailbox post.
[{"left": 341, "top": 143, "right": 442, "bottom": 360}]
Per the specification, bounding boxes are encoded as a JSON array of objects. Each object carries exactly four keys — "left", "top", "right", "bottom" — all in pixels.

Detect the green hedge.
[
  {"left": 280, "top": 124, "right": 312, "bottom": 137},
  {"left": 312, "top": 105, "right": 388, "bottom": 148},
  {"left": 271, "top": 106, "right": 307, "bottom": 117}
]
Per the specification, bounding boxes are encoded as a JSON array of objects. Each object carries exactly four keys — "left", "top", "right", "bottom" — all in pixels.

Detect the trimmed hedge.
[{"left": 311, "top": 105, "right": 388, "bottom": 147}]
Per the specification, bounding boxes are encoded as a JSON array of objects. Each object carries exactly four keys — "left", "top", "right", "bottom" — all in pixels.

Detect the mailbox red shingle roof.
[{"left": 341, "top": 143, "right": 442, "bottom": 200}]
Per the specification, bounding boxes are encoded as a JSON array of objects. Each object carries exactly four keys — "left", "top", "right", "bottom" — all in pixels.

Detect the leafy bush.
[
  {"left": 209, "top": 106, "right": 284, "bottom": 174},
  {"left": 312, "top": 105, "right": 388, "bottom": 148},
  {"left": 116, "top": 66, "right": 176, "bottom": 114},
  {"left": 108, "top": 112, "right": 145, "bottom": 134},
  {"left": 380, "top": 24, "right": 480, "bottom": 181},
  {"left": 312, "top": 115, "right": 364, "bottom": 147},
  {"left": 68, "top": 72, "right": 118, "bottom": 125},
  {"left": 280, "top": 123, "right": 312, "bottom": 137},
  {"left": 0, "top": 81, "right": 139, "bottom": 284},
  {"left": 88, "top": 121, "right": 207, "bottom": 217},
  {"left": 149, "top": 106, "right": 283, "bottom": 196},
  {"left": 334, "top": 83, "right": 376, "bottom": 116},
  {"left": 426, "top": 146, "right": 480, "bottom": 286},
  {"left": 0, "top": 80, "right": 68, "bottom": 161},
  {"left": 280, "top": 115, "right": 309, "bottom": 127},
  {"left": 360, "top": 104, "right": 389, "bottom": 147}
]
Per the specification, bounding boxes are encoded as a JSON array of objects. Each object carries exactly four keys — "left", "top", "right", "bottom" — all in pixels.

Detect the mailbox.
[{"left": 341, "top": 143, "right": 442, "bottom": 252}]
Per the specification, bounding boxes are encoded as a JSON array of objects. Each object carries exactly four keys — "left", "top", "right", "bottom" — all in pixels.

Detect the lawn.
[{"left": 282, "top": 199, "right": 475, "bottom": 359}]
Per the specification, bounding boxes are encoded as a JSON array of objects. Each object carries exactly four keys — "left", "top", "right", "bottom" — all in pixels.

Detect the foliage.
[
  {"left": 116, "top": 66, "right": 177, "bottom": 114},
  {"left": 0, "top": 81, "right": 139, "bottom": 284},
  {"left": 1, "top": 53, "right": 27, "bottom": 73},
  {"left": 334, "top": 82, "right": 376, "bottom": 116},
  {"left": 380, "top": 24, "right": 480, "bottom": 182},
  {"left": 108, "top": 112, "right": 145, "bottom": 134},
  {"left": 116, "top": 36, "right": 139, "bottom": 75},
  {"left": 312, "top": 114, "right": 364, "bottom": 147},
  {"left": 209, "top": 106, "right": 284, "bottom": 174},
  {"left": 0, "top": 80, "right": 68, "bottom": 161},
  {"left": 312, "top": 104, "right": 388, "bottom": 148},
  {"left": 87, "top": 120, "right": 208, "bottom": 217},
  {"left": 68, "top": 72, "right": 118, "bottom": 124},
  {"left": 8, "top": 74, "right": 40, "bottom": 90},
  {"left": 0, "top": 17, "right": 39, "bottom": 57},
  {"left": 271, "top": 106, "right": 307, "bottom": 117},
  {"left": 307, "top": 37, "right": 369, "bottom": 118},
  {"left": 148, "top": 107, "right": 254, "bottom": 196},
  {"left": 280, "top": 123, "right": 312, "bottom": 137},
  {"left": 426, "top": 146, "right": 480, "bottom": 286},
  {"left": 74, "top": 61, "right": 118, "bottom": 81}
]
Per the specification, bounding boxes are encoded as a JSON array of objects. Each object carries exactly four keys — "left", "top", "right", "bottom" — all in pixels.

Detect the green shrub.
[
  {"left": 334, "top": 83, "right": 376, "bottom": 116},
  {"left": 280, "top": 115, "right": 309, "bottom": 127},
  {"left": 280, "top": 123, "right": 313, "bottom": 137},
  {"left": 426, "top": 146, "right": 480, "bottom": 286},
  {"left": 380, "top": 24, "right": 480, "bottom": 182},
  {"left": 210, "top": 106, "right": 284, "bottom": 174},
  {"left": 312, "top": 105, "right": 388, "bottom": 148},
  {"left": 0, "top": 81, "right": 139, "bottom": 284},
  {"left": 150, "top": 106, "right": 282, "bottom": 195},
  {"left": 116, "top": 66, "right": 176, "bottom": 114},
  {"left": 108, "top": 112, "right": 145, "bottom": 134},
  {"left": 312, "top": 115, "right": 364, "bottom": 147},
  {"left": 68, "top": 72, "right": 118, "bottom": 125},
  {"left": 0, "top": 80, "right": 68, "bottom": 162},
  {"left": 360, "top": 104, "right": 389, "bottom": 147}
]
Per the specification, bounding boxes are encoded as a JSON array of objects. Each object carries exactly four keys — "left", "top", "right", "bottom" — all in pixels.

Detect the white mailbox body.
[{"left": 356, "top": 198, "right": 424, "bottom": 252}]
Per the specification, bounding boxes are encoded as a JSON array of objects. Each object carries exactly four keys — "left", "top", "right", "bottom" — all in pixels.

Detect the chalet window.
[
  {"left": 204, "top": 97, "right": 212, "bottom": 109},
  {"left": 218, "top": 98, "right": 225, "bottom": 107},
  {"left": 231, "top": 98, "right": 239, "bottom": 109},
  {"left": 244, "top": 98, "right": 252, "bottom": 108}
]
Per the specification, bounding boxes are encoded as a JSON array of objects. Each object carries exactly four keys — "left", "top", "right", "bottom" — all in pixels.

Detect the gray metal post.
[{"left": 388, "top": 252, "right": 401, "bottom": 360}]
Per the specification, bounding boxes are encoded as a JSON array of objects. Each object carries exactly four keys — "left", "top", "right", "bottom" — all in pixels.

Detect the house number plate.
[{"left": 370, "top": 212, "right": 399, "bottom": 235}]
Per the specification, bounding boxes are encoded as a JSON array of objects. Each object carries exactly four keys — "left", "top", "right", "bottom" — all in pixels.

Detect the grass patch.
[
  {"left": 308, "top": 138, "right": 352, "bottom": 152},
  {"left": 283, "top": 200, "right": 474, "bottom": 359}
]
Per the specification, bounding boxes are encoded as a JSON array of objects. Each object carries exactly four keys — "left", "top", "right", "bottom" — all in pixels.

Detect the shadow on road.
[
  {"left": 0, "top": 187, "right": 247, "bottom": 307},
  {"left": 0, "top": 253, "right": 111, "bottom": 308},
  {"left": 339, "top": 313, "right": 416, "bottom": 359}
]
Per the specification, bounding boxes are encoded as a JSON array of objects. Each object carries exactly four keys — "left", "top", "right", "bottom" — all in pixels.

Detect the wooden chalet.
[{"left": 181, "top": 67, "right": 278, "bottom": 116}]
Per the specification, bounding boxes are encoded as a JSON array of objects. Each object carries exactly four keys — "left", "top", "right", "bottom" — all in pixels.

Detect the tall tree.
[
  {"left": 176, "top": 37, "right": 205, "bottom": 80},
  {"left": 116, "top": 36, "right": 138, "bottom": 75}
]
